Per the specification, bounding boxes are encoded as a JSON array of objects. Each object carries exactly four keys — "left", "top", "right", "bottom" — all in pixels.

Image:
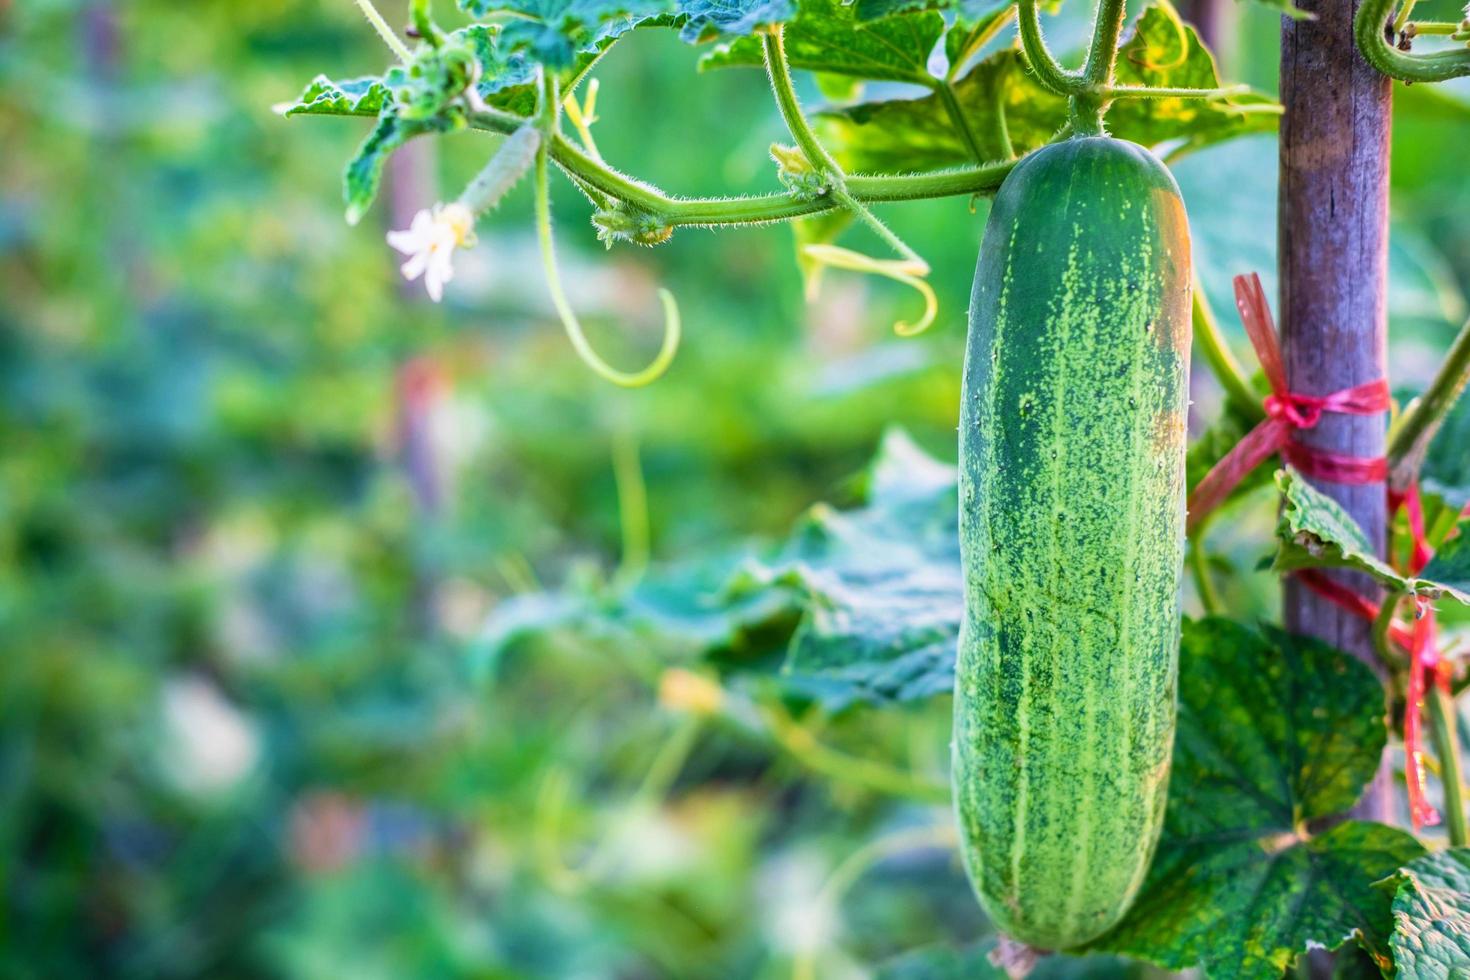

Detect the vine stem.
[
  {"left": 468, "top": 108, "right": 1016, "bottom": 227},
  {"left": 532, "top": 71, "right": 681, "bottom": 387},
  {"left": 760, "top": 27, "right": 927, "bottom": 268},
  {"left": 1017, "top": 0, "right": 1085, "bottom": 95},
  {"left": 1071, "top": 0, "right": 1129, "bottom": 134},
  {"left": 1387, "top": 313, "right": 1470, "bottom": 489},
  {"left": 1356, "top": 0, "right": 1470, "bottom": 81},
  {"left": 1428, "top": 684, "right": 1469, "bottom": 847},
  {"left": 1192, "top": 279, "right": 1264, "bottom": 419},
  {"left": 352, "top": 0, "right": 412, "bottom": 63}
]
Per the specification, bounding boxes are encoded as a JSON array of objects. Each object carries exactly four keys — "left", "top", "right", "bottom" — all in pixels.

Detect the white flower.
[{"left": 386, "top": 202, "right": 476, "bottom": 302}]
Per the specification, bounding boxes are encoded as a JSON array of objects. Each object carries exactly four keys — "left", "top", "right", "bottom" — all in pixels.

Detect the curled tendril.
[
  {"left": 800, "top": 244, "right": 938, "bottom": 337},
  {"left": 534, "top": 118, "right": 681, "bottom": 387},
  {"left": 1356, "top": 0, "right": 1470, "bottom": 81}
]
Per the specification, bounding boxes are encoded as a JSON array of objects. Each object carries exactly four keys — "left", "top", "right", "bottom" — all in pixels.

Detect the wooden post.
[{"left": 1278, "top": 0, "right": 1394, "bottom": 821}]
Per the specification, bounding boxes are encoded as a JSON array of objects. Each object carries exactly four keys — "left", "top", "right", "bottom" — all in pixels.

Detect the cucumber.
[{"left": 954, "top": 136, "right": 1191, "bottom": 950}]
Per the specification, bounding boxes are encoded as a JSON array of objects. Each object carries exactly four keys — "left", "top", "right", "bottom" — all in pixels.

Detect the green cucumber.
[{"left": 954, "top": 135, "right": 1191, "bottom": 950}]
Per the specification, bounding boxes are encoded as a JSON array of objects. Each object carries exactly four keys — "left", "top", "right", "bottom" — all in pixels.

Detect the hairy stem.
[
  {"left": 1356, "top": 0, "right": 1470, "bottom": 81},
  {"left": 1017, "top": 0, "right": 1085, "bottom": 95},
  {"left": 761, "top": 27, "right": 842, "bottom": 174},
  {"left": 353, "top": 0, "right": 412, "bottom": 63}
]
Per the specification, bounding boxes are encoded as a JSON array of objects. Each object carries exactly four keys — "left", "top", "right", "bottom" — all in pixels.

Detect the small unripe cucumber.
[{"left": 954, "top": 136, "right": 1191, "bottom": 950}]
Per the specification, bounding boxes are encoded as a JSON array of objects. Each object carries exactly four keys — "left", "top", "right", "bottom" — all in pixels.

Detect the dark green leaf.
[
  {"left": 1388, "top": 847, "right": 1470, "bottom": 978},
  {"left": 676, "top": 0, "right": 798, "bottom": 42},
  {"left": 1273, "top": 469, "right": 1470, "bottom": 603},
  {"left": 698, "top": 0, "right": 945, "bottom": 84},
  {"left": 459, "top": 0, "right": 675, "bottom": 66},
  {"left": 1423, "top": 392, "right": 1470, "bottom": 511},
  {"left": 1092, "top": 618, "right": 1423, "bottom": 978},
  {"left": 1271, "top": 467, "right": 1414, "bottom": 591}
]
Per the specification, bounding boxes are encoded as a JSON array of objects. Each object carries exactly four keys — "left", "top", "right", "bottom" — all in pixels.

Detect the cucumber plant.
[{"left": 285, "top": 0, "right": 1470, "bottom": 974}]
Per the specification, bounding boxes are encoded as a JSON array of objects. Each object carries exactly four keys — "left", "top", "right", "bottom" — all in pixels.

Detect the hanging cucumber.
[{"left": 954, "top": 135, "right": 1192, "bottom": 950}]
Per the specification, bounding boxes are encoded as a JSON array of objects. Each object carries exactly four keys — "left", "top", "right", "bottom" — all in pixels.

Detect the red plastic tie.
[{"left": 1186, "top": 273, "right": 1390, "bottom": 534}]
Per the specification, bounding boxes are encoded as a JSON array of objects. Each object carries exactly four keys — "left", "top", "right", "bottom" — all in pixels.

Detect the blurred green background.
[{"left": 3, "top": 0, "right": 1469, "bottom": 977}]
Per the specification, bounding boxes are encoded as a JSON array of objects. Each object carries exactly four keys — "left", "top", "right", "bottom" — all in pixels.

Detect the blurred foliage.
[{"left": 2, "top": 0, "right": 1469, "bottom": 978}]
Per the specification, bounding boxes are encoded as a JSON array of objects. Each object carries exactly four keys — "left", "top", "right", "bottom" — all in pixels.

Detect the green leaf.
[
  {"left": 821, "top": 47, "right": 1063, "bottom": 172},
  {"left": 676, "top": 0, "right": 798, "bottom": 42},
  {"left": 344, "top": 110, "right": 461, "bottom": 226},
  {"left": 1421, "top": 519, "right": 1470, "bottom": 606},
  {"left": 1105, "top": 4, "right": 1280, "bottom": 150},
  {"left": 1388, "top": 848, "right": 1470, "bottom": 978},
  {"left": 281, "top": 74, "right": 393, "bottom": 117},
  {"left": 736, "top": 427, "right": 962, "bottom": 709},
  {"left": 1271, "top": 467, "right": 1415, "bottom": 592},
  {"left": 1092, "top": 618, "right": 1424, "bottom": 978},
  {"left": 1272, "top": 469, "right": 1470, "bottom": 604},
  {"left": 458, "top": 0, "right": 675, "bottom": 66},
  {"left": 822, "top": 4, "right": 1277, "bottom": 173},
  {"left": 1423, "top": 393, "right": 1470, "bottom": 511},
  {"left": 698, "top": 0, "right": 945, "bottom": 84},
  {"left": 943, "top": 0, "right": 1016, "bottom": 76}
]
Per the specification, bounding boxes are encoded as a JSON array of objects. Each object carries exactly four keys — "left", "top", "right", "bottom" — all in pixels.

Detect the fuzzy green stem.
[
  {"left": 1429, "top": 684, "right": 1469, "bottom": 846},
  {"left": 761, "top": 28, "right": 842, "bottom": 175},
  {"left": 1101, "top": 84, "right": 1255, "bottom": 99},
  {"left": 1068, "top": 0, "right": 1130, "bottom": 134},
  {"left": 1388, "top": 313, "right": 1470, "bottom": 488},
  {"left": 761, "top": 27, "right": 927, "bottom": 267},
  {"left": 1357, "top": 0, "right": 1470, "bottom": 81},
  {"left": 353, "top": 0, "right": 412, "bottom": 63},
  {"left": 1193, "top": 280, "right": 1264, "bottom": 420},
  {"left": 1017, "top": 0, "right": 1086, "bottom": 95}
]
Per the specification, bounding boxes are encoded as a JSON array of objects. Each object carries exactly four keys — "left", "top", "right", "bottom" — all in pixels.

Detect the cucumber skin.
[{"left": 954, "top": 136, "right": 1191, "bottom": 950}]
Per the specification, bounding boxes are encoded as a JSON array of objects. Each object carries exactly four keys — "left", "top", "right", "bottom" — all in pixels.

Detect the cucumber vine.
[{"left": 291, "top": 0, "right": 1268, "bottom": 383}]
